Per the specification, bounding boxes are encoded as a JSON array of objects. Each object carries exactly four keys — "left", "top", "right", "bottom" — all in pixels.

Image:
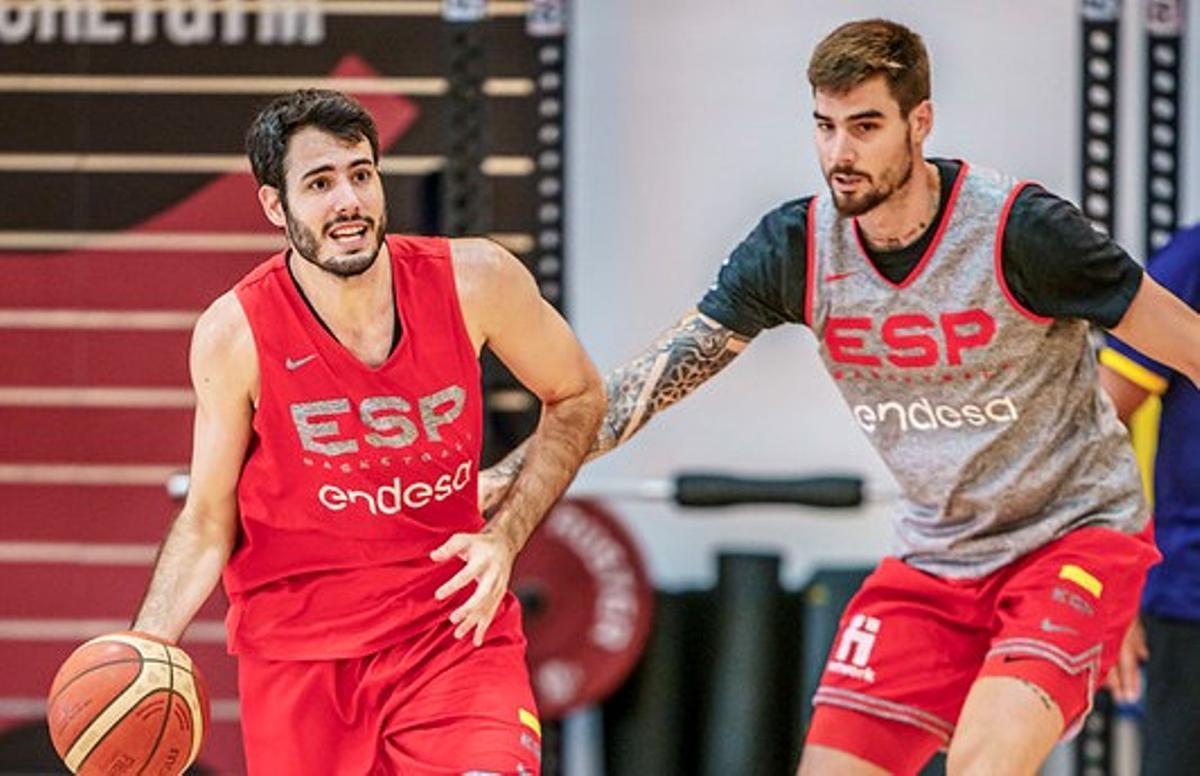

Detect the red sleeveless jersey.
[{"left": 223, "top": 235, "right": 520, "bottom": 659}]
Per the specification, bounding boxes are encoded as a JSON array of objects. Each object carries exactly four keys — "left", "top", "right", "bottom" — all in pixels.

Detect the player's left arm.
[
  {"left": 1002, "top": 187, "right": 1200, "bottom": 389},
  {"left": 431, "top": 238, "right": 605, "bottom": 645},
  {"left": 1108, "top": 274, "right": 1200, "bottom": 389}
]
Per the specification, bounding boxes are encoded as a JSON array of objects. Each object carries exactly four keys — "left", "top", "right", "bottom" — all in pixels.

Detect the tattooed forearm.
[
  {"left": 479, "top": 312, "right": 748, "bottom": 497},
  {"left": 600, "top": 312, "right": 746, "bottom": 450}
]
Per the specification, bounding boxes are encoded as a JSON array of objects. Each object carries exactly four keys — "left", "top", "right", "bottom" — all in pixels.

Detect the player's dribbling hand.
[
  {"left": 430, "top": 530, "right": 517, "bottom": 646},
  {"left": 1104, "top": 617, "right": 1147, "bottom": 704}
]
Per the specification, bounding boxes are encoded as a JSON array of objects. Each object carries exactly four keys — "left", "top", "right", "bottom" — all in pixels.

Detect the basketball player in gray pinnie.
[{"left": 480, "top": 18, "right": 1200, "bottom": 776}]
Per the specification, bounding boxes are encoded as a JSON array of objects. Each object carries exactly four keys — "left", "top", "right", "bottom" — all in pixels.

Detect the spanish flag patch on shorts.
[{"left": 1059, "top": 564, "right": 1103, "bottom": 598}]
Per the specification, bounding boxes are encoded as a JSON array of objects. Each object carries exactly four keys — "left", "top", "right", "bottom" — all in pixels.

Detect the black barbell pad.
[{"left": 673, "top": 473, "right": 864, "bottom": 509}]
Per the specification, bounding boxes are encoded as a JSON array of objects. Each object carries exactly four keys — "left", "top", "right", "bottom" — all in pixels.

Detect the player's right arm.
[
  {"left": 478, "top": 311, "right": 749, "bottom": 508},
  {"left": 480, "top": 199, "right": 808, "bottom": 511},
  {"left": 133, "top": 292, "right": 256, "bottom": 643}
]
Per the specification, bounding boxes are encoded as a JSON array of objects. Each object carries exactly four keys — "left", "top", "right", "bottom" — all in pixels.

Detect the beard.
[
  {"left": 286, "top": 207, "right": 388, "bottom": 278},
  {"left": 825, "top": 136, "right": 917, "bottom": 217}
]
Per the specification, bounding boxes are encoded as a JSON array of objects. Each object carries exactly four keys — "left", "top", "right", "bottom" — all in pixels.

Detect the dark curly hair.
[{"left": 245, "top": 89, "right": 380, "bottom": 200}]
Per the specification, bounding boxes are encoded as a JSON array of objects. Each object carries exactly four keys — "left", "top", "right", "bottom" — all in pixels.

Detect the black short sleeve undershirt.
[
  {"left": 1002, "top": 185, "right": 1143, "bottom": 328},
  {"left": 697, "top": 161, "right": 1144, "bottom": 338},
  {"left": 696, "top": 198, "right": 811, "bottom": 338}
]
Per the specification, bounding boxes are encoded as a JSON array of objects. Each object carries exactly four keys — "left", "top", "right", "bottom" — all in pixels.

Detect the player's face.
[
  {"left": 271, "top": 126, "right": 387, "bottom": 277},
  {"left": 814, "top": 76, "right": 927, "bottom": 217}
]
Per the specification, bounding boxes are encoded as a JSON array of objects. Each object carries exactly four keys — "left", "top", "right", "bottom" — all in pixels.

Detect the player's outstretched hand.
[
  {"left": 1104, "top": 617, "right": 1148, "bottom": 704},
  {"left": 431, "top": 530, "right": 518, "bottom": 646}
]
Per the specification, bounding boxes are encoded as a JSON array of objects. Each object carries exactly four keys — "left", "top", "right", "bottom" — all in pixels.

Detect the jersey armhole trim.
[{"left": 994, "top": 181, "right": 1053, "bottom": 325}]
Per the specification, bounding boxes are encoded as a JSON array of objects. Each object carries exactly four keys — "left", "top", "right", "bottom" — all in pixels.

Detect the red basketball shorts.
[
  {"left": 807, "top": 526, "right": 1159, "bottom": 772},
  {"left": 237, "top": 621, "right": 541, "bottom": 775}
]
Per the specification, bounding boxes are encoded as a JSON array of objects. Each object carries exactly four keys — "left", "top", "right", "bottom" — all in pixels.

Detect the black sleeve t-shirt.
[{"left": 698, "top": 159, "right": 1144, "bottom": 339}]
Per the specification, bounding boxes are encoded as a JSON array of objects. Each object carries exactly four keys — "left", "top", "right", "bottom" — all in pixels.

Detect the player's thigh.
[
  {"left": 381, "top": 638, "right": 542, "bottom": 774},
  {"left": 946, "top": 675, "right": 1062, "bottom": 775},
  {"left": 1142, "top": 614, "right": 1200, "bottom": 776},
  {"left": 237, "top": 656, "right": 375, "bottom": 776}
]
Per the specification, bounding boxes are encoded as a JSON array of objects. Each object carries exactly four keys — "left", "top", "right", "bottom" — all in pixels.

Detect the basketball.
[{"left": 46, "top": 632, "right": 210, "bottom": 775}]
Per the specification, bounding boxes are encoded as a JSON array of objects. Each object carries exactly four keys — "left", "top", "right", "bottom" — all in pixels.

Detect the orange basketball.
[{"left": 46, "top": 631, "right": 210, "bottom": 775}]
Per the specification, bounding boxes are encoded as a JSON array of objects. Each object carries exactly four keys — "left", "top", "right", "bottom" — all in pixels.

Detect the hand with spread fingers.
[{"left": 431, "top": 530, "right": 519, "bottom": 646}]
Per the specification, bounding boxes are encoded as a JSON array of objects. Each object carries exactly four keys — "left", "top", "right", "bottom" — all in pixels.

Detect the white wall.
[{"left": 565, "top": 0, "right": 1196, "bottom": 589}]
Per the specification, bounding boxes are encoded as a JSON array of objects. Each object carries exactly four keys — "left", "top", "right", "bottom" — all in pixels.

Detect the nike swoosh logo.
[
  {"left": 824, "top": 271, "right": 858, "bottom": 282},
  {"left": 1040, "top": 617, "right": 1078, "bottom": 636},
  {"left": 285, "top": 354, "right": 317, "bottom": 371}
]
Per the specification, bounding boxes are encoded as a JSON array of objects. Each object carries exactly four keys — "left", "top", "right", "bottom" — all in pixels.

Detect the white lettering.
[
  {"left": 0, "top": 0, "right": 325, "bottom": 45},
  {"left": 985, "top": 396, "right": 1019, "bottom": 423},
  {"left": 220, "top": 0, "right": 246, "bottom": 43},
  {"left": 876, "top": 401, "right": 907, "bottom": 432},
  {"left": 61, "top": 1, "right": 83, "bottom": 41},
  {"left": 908, "top": 397, "right": 936, "bottom": 431},
  {"left": 132, "top": 1, "right": 156, "bottom": 42},
  {"left": 433, "top": 473, "right": 454, "bottom": 501},
  {"left": 404, "top": 481, "right": 433, "bottom": 509},
  {"left": 0, "top": 4, "right": 35, "bottom": 44},
  {"left": 315, "top": 463, "right": 475, "bottom": 516},
  {"left": 962, "top": 404, "right": 987, "bottom": 426},
  {"left": 453, "top": 461, "right": 472, "bottom": 490},
  {"left": 377, "top": 479, "right": 402, "bottom": 514},
  {"left": 318, "top": 484, "right": 347, "bottom": 511},
  {"left": 850, "top": 395, "right": 1020, "bottom": 434},
  {"left": 32, "top": 2, "right": 57, "bottom": 42},
  {"left": 852, "top": 404, "right": 876, "bottom": 433},
  {"left": 834, "top": 614, "right": 880, "bottom": 667},
  {"left": 934, "top": 405, "right": 962, "bottom": 428},
  {"left": 258, "top": 0, "right": 322, "bottom": 44},
  {"left": 826, "top": 661, "right": 877, "bottom": 684},
  {"left": 165, "top": 0, "right": 213, "bottom": 45}
]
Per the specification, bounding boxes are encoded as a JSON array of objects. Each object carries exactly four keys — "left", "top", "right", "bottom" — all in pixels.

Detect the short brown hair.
[{"left": 807, "top": 19, "right": 930, "bottom": 116}]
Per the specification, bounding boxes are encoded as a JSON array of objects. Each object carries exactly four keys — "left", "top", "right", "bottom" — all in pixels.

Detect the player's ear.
[
  {"left": 909, "top": 99, "right": 933, "bottom": 145},
  {"left": 258, "top": 185, "right": 287, "bottom": 228}
]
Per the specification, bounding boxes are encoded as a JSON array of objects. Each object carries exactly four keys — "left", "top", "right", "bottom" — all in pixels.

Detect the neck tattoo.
[{"left": 869, "top": 167, "right": 940, "bottom": 251}]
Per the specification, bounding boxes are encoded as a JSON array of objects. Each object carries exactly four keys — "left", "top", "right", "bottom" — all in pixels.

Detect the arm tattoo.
[
  {"left": 484, "top": 313, "right": 746, "bottom": 486},
  {"left": 599, "top": 313, "right": 745, "bottom": 452}
]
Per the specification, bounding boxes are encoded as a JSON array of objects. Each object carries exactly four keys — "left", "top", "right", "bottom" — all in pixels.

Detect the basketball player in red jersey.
[
  {"left": 131, "top": 90, "right": 604, "bottom": 775},
  {"left": 481, "top": 19, "right": 1200, "bottom": 776}
]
